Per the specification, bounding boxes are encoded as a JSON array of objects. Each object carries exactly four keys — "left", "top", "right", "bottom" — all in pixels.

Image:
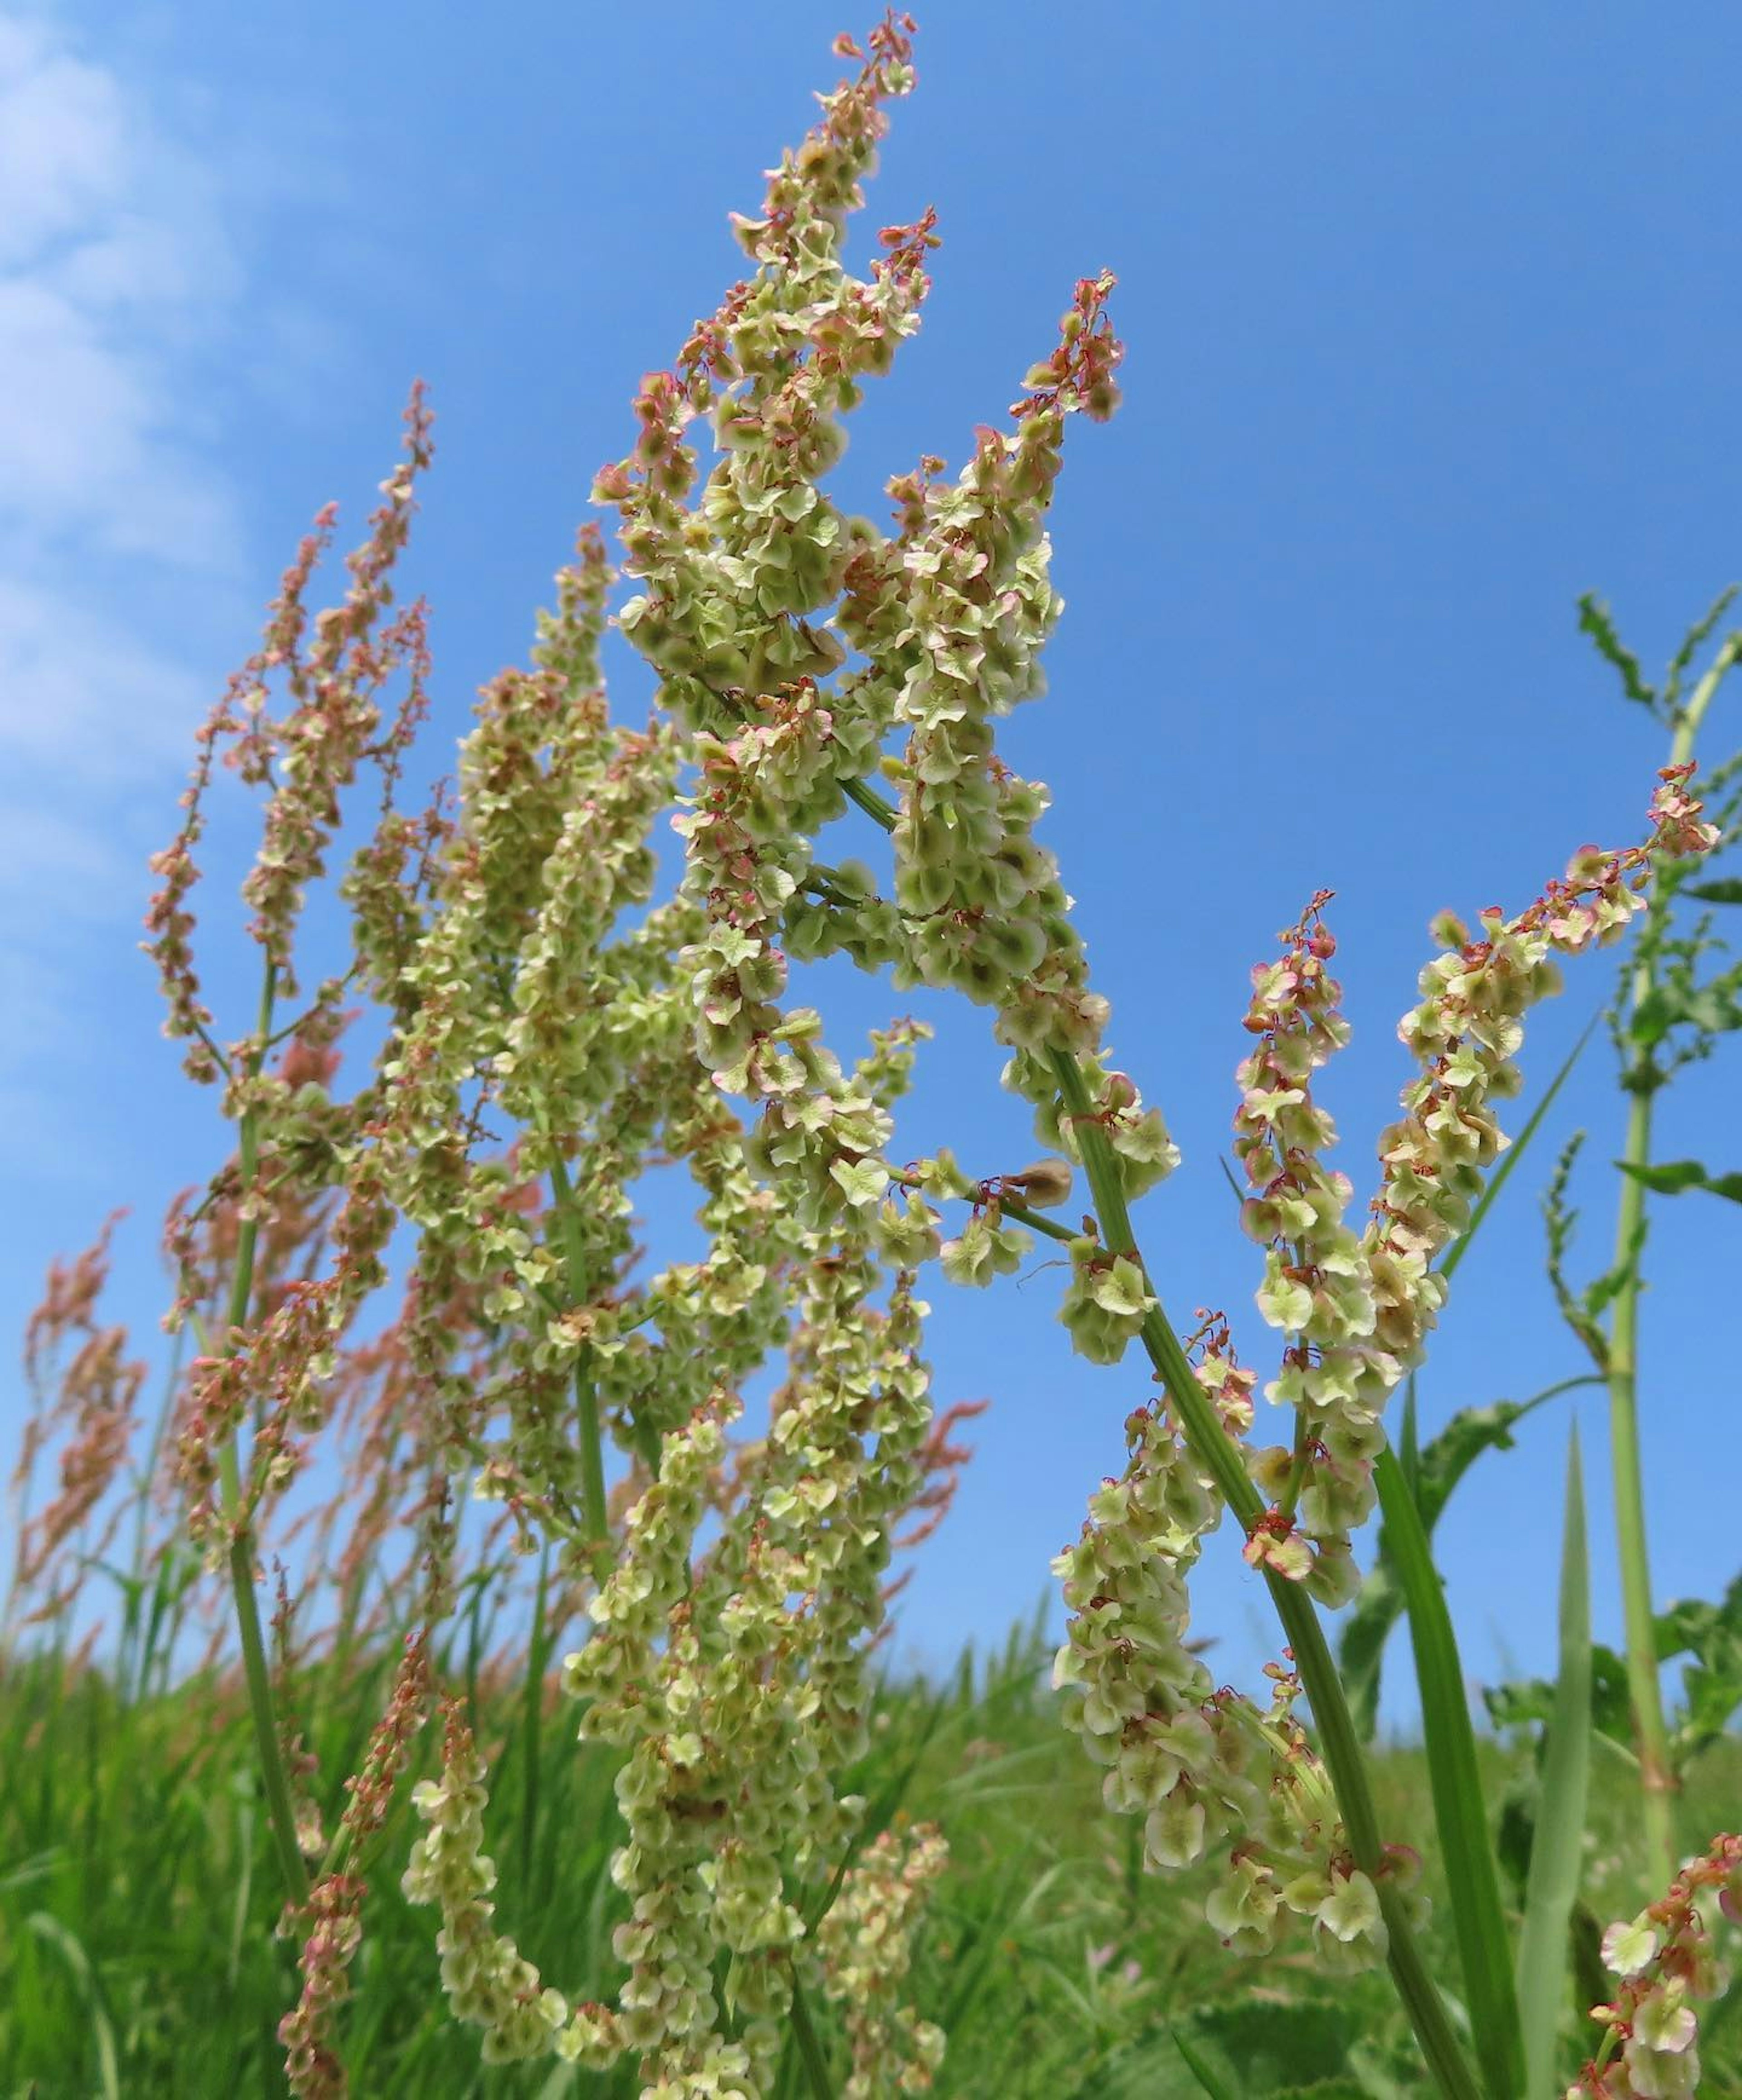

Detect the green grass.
[{"left": 2, "top": 1613, "right": 1737, "bottom": 2098}]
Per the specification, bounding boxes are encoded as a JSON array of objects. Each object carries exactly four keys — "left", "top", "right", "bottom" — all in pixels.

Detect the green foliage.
[
  {"left": 1614, "top": 1156, "right": 1742, "bottom": 1204},
  {"left": 1515, "top": 1434, "right": 1591, "bottom": 2100},
  {"left": 1370, "top": 1448, "right": 1522, "bottom": 2100},
  {"left": 1576, "top": 595, "right": 1658, "bottom": 712}
]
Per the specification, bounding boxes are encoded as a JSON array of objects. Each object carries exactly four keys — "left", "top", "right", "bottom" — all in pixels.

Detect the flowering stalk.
[
  {"left": 213, "top": 959, "right": 312, "bottom": 1908},
  {"left": 816, "top": 1821, "right": 949, "bottom": 2098},
  {"left": 1602, "top": 634, "right": 1740, "bottom": 1890},
  {"left": 145, "top": 391, "right": 440, "bottom": 1930}
]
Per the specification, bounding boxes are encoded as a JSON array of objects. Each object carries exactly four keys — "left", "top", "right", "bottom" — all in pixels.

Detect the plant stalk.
[
  {"left": 1604, "top": 638, "right": 1735, "bottom": 1888},
  {"left": 1606, "top": 1078, "right": 1678, "bottom": 1888},
  {"left": 549, "top": 1155, "right": 610, "bottom": 1551},
  {"left": 215, "top": 962, "right": 312, "bottom": 1909}
]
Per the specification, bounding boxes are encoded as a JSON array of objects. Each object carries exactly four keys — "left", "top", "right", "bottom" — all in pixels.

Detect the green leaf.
[
  {"left": 1660, "top": 1573, "right": 1742, "bottom": 1763},
  {"left": 25, "top": 1914, "right": 120, "bottom": 2100},
  {"left": 1270, "top": 2085, "right": 1375, "bottom": 2100},
  {"left": 1683, "top": 876, "right": 1742, "bottom": 906},
  {"left": 1411, "top": 1385, "right": 1594, "bottom": 1535},
  {"left": 1373, "top": 1444, "right": 1524, "bottom": 2100},
  {"left": 1178, "top": 1999, "right": 1362, "bottom": 2095},
  {"left": 1576, "top": 593, "right": 1657, "bottom": 710},
  {"left": 1066, "top": 2024, "right": 1241, "bottom": 2100},
  {"left": 1485, "top": 1643, "right": 1632, "bottom": 1747},
  {"left": 1171, "top": 2024, "right": 1243, "bottom": 2100},
  {"left": 1341, "top": 1380, "right": 1595, "bottom": 1739},
  {"left": 1661, "top": 582, "right": 1740, "bottom": 709},
  {"left": 1516, "top": 1431, "right": 1592, "bottom": 2100},
  {"left": 1615, "top": 1157, "right": 1742, "bottom": 1205},
  {"left": 1629, "top": 975, "right": 1742, "bottom": 1047}
]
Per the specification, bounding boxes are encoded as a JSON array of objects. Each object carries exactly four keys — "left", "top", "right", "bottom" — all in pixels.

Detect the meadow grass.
[{"left": 5, "top": 1607, "right": 1737, "bottom": 2098}]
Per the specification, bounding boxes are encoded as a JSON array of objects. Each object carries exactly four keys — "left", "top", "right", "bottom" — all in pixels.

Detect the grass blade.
[
  {"left": 26, "top": 1912, "right": 121, "bottom": 2100},
  {"left": 1517, "top": 1429, "right": 1592, "bottom": 2100},
  {"left": 1374, "top": 1443, "right": 1523, "bottom": 2100},
  {"left": 1342, "top": 1377, "right": 1598, "bottom": 1739},
  {"left": 788, "top": 1965, "right": 836, "bottom": 2099}
]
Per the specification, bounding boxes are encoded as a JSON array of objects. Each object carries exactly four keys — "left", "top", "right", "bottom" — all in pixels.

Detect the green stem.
[
  {"left": 548, "top": 1155, "right": 610, "bottom": 1551},
  {"left": 121, "top": 1326, "right": 188, "bottom": 1700},
  {"left": 995, "top": 1198, "right": 1075, "bottom": 1245},
  {"left": 1605, "top": 639, "right": 1736, "bottom": 1889},
  {"left": 1375, "top": 1444, "right": 1524, "bottom": 2100},
  {"left": 1050, "top": 1049, "right": 1480, "bottom": 2100},
  {"left": 517, "top": 1542, "right": 550, "bottom": 1894},
  {"left": 1607, "top": 1078, "right": 1678, "bottom": 1888},
  {"left": 215, "top": 963, "right": 311, "bottom": 1909},
  {"left": 787, "top": 1965, "right": 836, "bottom": 2100}
]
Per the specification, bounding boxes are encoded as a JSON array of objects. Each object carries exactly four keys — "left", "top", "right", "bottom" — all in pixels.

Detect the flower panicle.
[
  {"left": 143, "top": 385, "right": 436, "bottom": 1073},
  {"left": 278, "top": 1638, "right": 434, "bottom": 2099},
  {"left": 1570, "top": 1832, "right": 1741, "bottom": 2098},
  {"left": 1368, "top": 763, "right": 1720, "bottom": 1379},
  {"left": 5, "top": 1215, "right": 147, "bottom": 1636}
]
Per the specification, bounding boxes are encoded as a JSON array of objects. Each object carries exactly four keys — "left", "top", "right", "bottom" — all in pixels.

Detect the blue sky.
[{"left": 5, "top": 0, "right": 1740, "bottom": 1725}]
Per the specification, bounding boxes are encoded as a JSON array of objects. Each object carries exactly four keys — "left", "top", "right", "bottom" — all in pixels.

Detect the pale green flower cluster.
[
  {"left": 1231, "top": 899, "right": 1385, "bottom": 1594},
  {"left": 1050, "top": 1351, "right": 1401, "bottom": 1973},
  {"left": 1572, "top": 1832, "right": 1741, "bottom": 2098},
  {"left": 591, "top": 11, "right": 1180, "bottom": 1253},
  {"left": 817, "top": 1822, "right": 949, "bottom": 2098},
  {"left": 558, "top": 1211, "right": 944, "bottom": 2092},
  {"left": 884, "top": 281, "right": 1114, "bottom": 1050},
  {"left": 147, "top": 9, "right": 1732, "bottom": 2087},
  {"left": 1226, "top": 773, "right": 1722, "bottom": 1603},
  {"left": 402, "top": 1712, "right": 572, "bottom": 2065},
  {"left": 1369, "top": 768, "right": 1716, "bottom": 1370}
]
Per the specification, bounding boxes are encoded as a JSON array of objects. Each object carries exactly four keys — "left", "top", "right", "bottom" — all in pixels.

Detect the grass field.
[{"left": 4, "top": 1604, "right": 1737, "bottom": 2099}]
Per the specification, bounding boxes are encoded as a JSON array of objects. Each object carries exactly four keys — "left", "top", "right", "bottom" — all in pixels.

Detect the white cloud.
[
  {"left": 0, "top": 13, "right": 242, "bottom": 580},
  {"left": 0, "top": 15, "right": 125, "bottom": 266},
  {"left": 0, "top": 573, "right": 200, "bottom": 772},
  {"left": 0, "top": 9, "right": 284, "bottom": 1121}
]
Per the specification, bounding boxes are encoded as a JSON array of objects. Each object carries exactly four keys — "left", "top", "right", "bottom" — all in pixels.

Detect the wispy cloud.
[
  {"left": 0, "top": 14, "right": 243, "bottom": 574},
  {"left": 0, "top": 9, "right": 292, "bottom": 1137}
]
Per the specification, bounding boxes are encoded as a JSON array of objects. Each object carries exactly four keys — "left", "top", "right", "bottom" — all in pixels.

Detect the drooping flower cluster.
[
  {"left": 403, "top": 1706, "right": 573, "bottom": 2066},
  {"left": 817, "top": 1821, "right": 949, "bottom": 2098},
  {"left": 1367, "top": 765, "right": 1718, "bottom": 1374},
  {"left": 554, "top": 1153, "right": 947, "bottom": 2091},
  {"left": 1050, "top": 1339, "right": 1403, "bottom": 1975},
  {"left": 1570, "top": 1833, "right": 1741, "bottom": 2098},
  {"left": 1229, "top": 893, "right": 1377, "bottom": 1593},
  {"left": 587, "top": 1, "right": 1180, "bottom": 1284},
  {"left": 279, "top": 1637, "right": 432, "bottom": 2099},
  {"left": 886, "top": 270, "right": 1119, "bottom": 1044}
]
